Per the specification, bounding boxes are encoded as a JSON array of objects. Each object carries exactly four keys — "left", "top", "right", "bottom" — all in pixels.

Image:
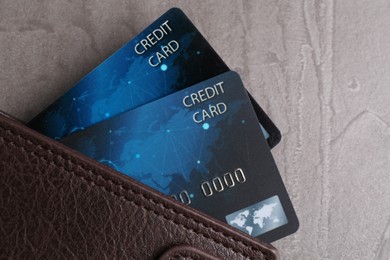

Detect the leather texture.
[
  {"left": 159, "top": 245, "right": 220, "bottom": 260},
  {"left": 0, "top": 112, "right": 278, "bottom": 259}
]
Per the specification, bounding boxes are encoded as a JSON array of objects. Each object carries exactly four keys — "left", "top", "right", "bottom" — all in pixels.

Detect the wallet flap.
[{"left": 0, "top": 112, "right": 278, "bottom": 259}]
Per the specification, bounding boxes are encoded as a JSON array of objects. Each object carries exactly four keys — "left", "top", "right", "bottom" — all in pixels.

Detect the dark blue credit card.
[
  {"left": 61, "top": 71, "right": 298, "bottom": 242},
  {"left": 27, "top": 8, "right": 281, "bottom": 148}
]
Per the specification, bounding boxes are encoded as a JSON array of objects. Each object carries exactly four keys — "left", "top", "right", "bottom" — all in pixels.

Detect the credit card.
[
  {"left": 61, "top": 71, "right": 298, "bottom": 242},
  {"left": 27, "top": 8, "right": 281, "bottom": 148}
]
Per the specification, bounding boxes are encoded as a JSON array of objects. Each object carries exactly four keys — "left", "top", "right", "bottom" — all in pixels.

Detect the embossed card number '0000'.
[{"left": 171, "top": 168, "right": 246, "bottom": 204}]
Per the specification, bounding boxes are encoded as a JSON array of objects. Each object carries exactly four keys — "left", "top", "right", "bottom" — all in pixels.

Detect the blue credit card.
[
  {"left": 61, "top": 71, "right": 298, "bottom": 242},
  {"left": 27, "top": 8, "right": 281, "bottom": 148}
]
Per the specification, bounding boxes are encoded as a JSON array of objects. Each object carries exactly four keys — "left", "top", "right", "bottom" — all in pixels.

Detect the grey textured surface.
[{"left": 0, "top": 1, "right": 389, "bottom": 259}]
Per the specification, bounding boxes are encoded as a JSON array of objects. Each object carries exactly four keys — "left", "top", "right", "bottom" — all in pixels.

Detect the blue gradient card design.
[
  {"left": 28, "top": 8, "right": 226, "bottom": 139},
  {"left": 27, "top": 8, "right": 281, "bottom": 148},
  {"left": 61, "top": 72, "right": 298, "bottom": 242}
]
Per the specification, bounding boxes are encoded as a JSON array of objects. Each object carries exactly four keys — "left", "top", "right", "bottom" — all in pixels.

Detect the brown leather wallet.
[{"left": 0, "top": 111, "right": 278, "bottom": 259}]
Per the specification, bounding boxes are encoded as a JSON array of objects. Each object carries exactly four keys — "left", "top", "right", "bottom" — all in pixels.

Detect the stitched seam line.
[
  {"left": 172, "top": 253, "right": 193, "bottom": 258},
  {"left": 0, "top": 139, "right": 254, "bottom": 259},
  {"left": 0, "top": 129, "right": 267, "bottom": 259},
  {"left": 0, "top": 127, "right": 271, "bottom": 259}
]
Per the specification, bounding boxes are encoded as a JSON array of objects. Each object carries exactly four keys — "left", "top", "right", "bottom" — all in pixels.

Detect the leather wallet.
[{"left": 0, "top": 111, "right": 278, "bottom": 259}]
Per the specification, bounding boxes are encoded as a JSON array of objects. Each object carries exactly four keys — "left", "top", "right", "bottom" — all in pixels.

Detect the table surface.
[{"left": 1, "top": 1, "right": 389, "bottom": 259}]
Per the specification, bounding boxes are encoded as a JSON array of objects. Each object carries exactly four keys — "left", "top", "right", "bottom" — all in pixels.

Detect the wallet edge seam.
[{"left": 0, "top": 126, "right": 277, "bottom": 259}]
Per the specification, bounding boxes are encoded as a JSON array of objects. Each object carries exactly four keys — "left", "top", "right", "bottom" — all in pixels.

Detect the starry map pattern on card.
[
  {"left": 28, "top": 8, "right": 228, "bottom": 139},
  {"left": 61, "top": 72, "right": 299, "bottom": 242},
  {"left": 61, "top": 72, "right": 245, "bottom": 198}
]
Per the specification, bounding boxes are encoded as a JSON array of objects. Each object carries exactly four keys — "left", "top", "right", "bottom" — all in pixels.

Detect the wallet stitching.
[
  {"left": 3, "top": 140, "right": 254, "bottom": 259},
  {"left": 0, "top": 128, "right": 273, "bottom": 259},
  {"left": 173, "top": 254, "right": 194, "bottom": 259},
  {"left": 1, "top": 130, "right": 268, "bottom": 259}
]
